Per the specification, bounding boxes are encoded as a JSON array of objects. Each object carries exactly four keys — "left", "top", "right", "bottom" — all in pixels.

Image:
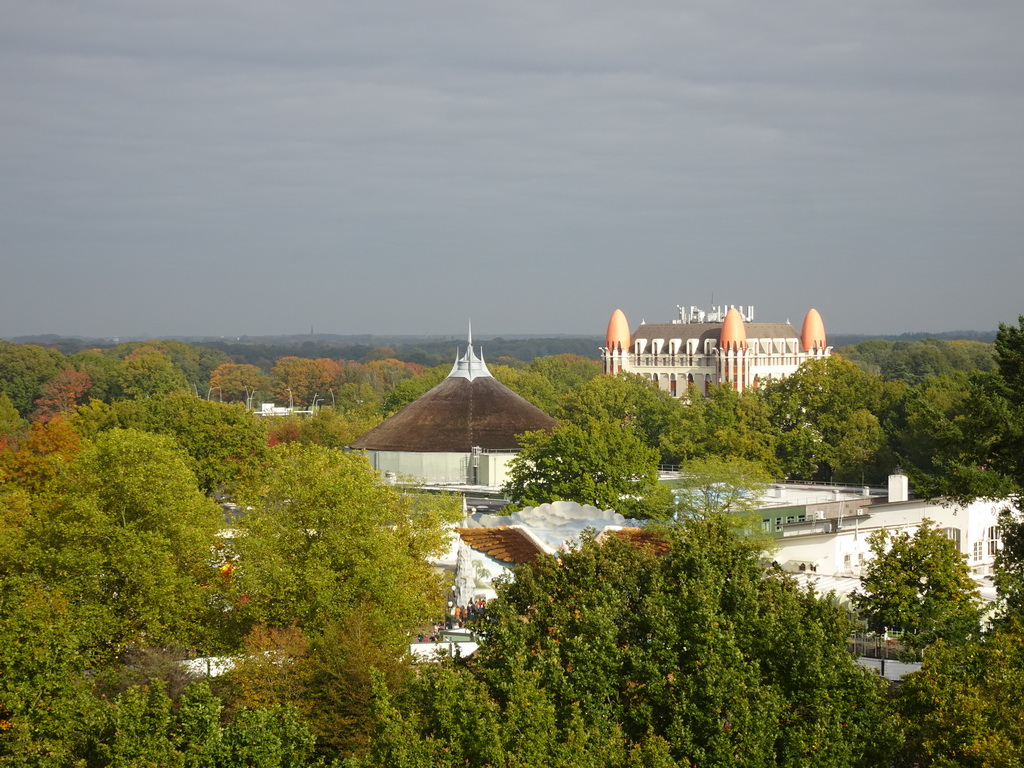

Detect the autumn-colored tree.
[
  {"left": 362, "top": 358, "right": 423, "bottom": 395},
  {"left": 264, "top": 407, "right": 382, "bottom": 449},
  {"left": 32, "top": 368, "right": 92, "bottom": 423},
  {"left": 271, "top": 357, "right": 322, "bottom": 406},
  {"left": 0, "top": 417, "right": 83, "bottom": 495},
  {"left": 208, "top": 362, "right": 270, "bottom": 404},
  {"left": 226, "top": 624, "right": 315, "bottom": 714},
  {"left": 66, "top": 348, "right": 120, "bottom": 401}
]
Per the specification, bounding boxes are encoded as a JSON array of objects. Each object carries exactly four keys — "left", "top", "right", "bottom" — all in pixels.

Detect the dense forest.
[{"left": 2, "top": 322, "right": 1023, "bottom": 765}]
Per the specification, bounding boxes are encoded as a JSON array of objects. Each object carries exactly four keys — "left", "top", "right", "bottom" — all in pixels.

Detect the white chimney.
[{"left": 888, "top": 470, "right": 909, "bottom": 503}]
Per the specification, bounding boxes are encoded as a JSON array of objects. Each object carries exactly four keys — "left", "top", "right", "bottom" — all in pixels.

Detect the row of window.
[{"left": 762, "top": 521, "right": 1002, "bottom": 563}]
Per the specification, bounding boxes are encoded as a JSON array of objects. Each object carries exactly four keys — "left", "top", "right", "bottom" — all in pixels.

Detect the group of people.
[
  {"left": 451, "top": 597, "right": 487, "bottom": 625},
  {"left": 415, "top": 598, "right": 489, "bottom": 643}
]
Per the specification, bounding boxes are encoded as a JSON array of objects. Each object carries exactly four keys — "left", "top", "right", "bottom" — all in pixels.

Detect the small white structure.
[
  {"left": 434, "top": 501, "right": 647, "bottom": 604},
  {"left": 255, "top": 403, "right": 293, "bottom": 417}
]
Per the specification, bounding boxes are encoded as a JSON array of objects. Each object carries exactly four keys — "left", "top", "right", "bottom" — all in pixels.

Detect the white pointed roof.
[{"left": 448, "top": 322, "right": 493, "bottom": 381}]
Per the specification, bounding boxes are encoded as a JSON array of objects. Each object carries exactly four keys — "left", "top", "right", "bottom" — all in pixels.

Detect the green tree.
[
  {"left": 289, "top": 406, "right": 383, "bottom": 449},
  {"left": 884, "top": 372, "right": 1013, "bottom": 502},
  {"left": 503, "top": 421, "right": 673, "bottom": 519},
  {"left": 853, "top": 521, "right": 983, "bottom": 653},
  {"left": 670, "top": 456, "right": 772, "bottom": 536},
  {"left": 233, "top": 444, "right": 459, "bottom": 635},
  {"left": 526, "top": 353, "right": 602, "bottom": 393},
  {"left": 74, "top": 392, "right": 270, "bottom": 492},
  {"left": 0, "top": 340, "right": 64, "bottom": 415},
  {"left": 701, "top": 385, "right": 779, "bottom": 472},
  {"left": 994, "top": 506, "right": 1024, "bottom": 624},
  {"left": 18, "top": 429, "right": 225, "bottom": 659},
  {"left": 358, "top": 517, "right": 896, "bottom": 767},
  {"left": 114, "top": 347, "right": 190, "bottom": 399},
  {"left": 67, "top": 347, "right": 121, "bottom": 401},
  {"left": 380, "top": 365, "right": 448, "bottom": 415},
  {"left": 893, "top": 625, "right": 1024, "bottom": 768},
  {"left": 0, "top": 392, "right": 27, "bottom": 449},
  {"left": 0, "top": 577, "right": 103, "bottom": 765},
  {"left": 97, "top": 680, "right": 317, "bottom": 768},
  {"left": 108, "top": 340, "right": 232, "bottom": 396},
  {"left": 557, "top": 373, "right": 680, "bottom": 457},
  {"left": 763, "top": 357, "right": 889, "bottom": 481},
  {"left": 491, "top": 364, "right": 561, "bottom": 413}
]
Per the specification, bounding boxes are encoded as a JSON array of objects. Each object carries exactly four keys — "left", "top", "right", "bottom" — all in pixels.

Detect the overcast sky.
[{"left": 2, "top": 1, "right": 1022, "bottom": 340}]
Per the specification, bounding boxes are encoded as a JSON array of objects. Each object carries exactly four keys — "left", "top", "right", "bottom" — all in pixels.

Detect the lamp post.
[{"left": 286, "top": 388, "right": 294, "bottom": 411}]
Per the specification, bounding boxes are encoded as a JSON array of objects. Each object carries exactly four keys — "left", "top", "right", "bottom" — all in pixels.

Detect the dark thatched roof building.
[{"left": 348, "top": 335, "right": 556, "bottom": 485}]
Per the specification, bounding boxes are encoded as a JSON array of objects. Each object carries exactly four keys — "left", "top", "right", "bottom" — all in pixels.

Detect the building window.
[
  {"left": 973, "top": 541, "right": 984, "bottom": 561},
  {"left": 988, "top": 526, "right": 1002, "bottom": 556},
  {"left": 942, "top": 527, "right": 961, "bottom": 548},
  {"left": 844, "top": 554, "right": 852, "bottom": 570}
]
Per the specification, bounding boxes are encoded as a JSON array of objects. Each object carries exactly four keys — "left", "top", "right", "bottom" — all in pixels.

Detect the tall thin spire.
[{"left": 447, "top": 320, "right": 493, "bottom": 381}]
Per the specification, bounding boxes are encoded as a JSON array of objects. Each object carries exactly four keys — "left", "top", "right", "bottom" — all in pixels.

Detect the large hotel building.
[{"left": 601, "top": 304, "right": 830, "bottom": 395}]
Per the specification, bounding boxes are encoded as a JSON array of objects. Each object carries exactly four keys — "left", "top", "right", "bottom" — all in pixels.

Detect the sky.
[{"left": 2, "top": 1, "right": 1022, "bottom": 340}]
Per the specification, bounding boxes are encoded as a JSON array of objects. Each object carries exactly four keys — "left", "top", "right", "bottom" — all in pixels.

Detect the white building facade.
[{"left": 765, "top": 473, "right": 1006, "bottom": 582}]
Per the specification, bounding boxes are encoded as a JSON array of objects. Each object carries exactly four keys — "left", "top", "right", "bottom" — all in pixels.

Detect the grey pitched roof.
[{"left": 631, "top": 322, "right": 798, "bottom": 344}]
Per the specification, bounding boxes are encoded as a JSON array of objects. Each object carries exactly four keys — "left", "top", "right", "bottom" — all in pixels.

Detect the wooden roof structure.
[
  {"left": 606, "top": 527, "right": 671, "bottom": 556},
  {"left": 455, "top": 526, "right": 548, "bottom": 564}
]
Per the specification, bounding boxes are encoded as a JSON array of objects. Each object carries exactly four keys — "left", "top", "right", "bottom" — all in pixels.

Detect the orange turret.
[
  {"left": 801, "top": 308, "right": 827, "bottom": 352},
  {"left": 606, "top": 309, "right": 630, "bottom": 352},
  {"left": 719, "top": 307, "right": 747, "bottom": 351}
]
